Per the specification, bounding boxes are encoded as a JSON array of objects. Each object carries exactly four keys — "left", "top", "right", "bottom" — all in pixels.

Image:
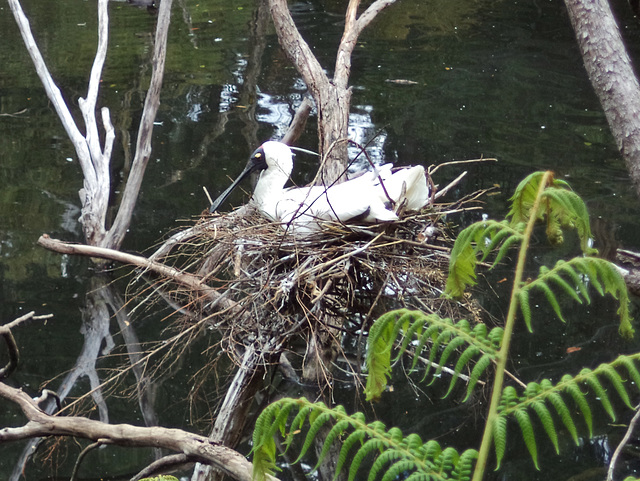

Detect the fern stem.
[{"left": 472, "top": 171, "right": 554, "bottom": 480}]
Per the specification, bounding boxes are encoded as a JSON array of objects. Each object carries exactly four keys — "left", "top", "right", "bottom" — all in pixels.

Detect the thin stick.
[
  {"left": 429, "top": 157, "right": 498, "bottom": 177},
  {"left": 607, "top": 403, "right": 640, "bottom": 481}
]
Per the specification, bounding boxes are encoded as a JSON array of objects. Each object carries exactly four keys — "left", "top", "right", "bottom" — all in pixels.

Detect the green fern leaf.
[
  {"left": 365, "top": 310, "right": 397, "bottom": 401},
  {"left": 453, "top": 449, "right": 479, "bottom": 481},
  {"left": 445, "top": 224, "right": 480, "bottom": 297},
  {"left": 464, "top": 354, "right": 493, "bottom": 402},
  {"left": 541, "top": 379, "right": 579, "bottom": 444},
  {"left": 481, "top": 222, "right": 514, "bottom": 259},
  {"left": 514, "top": 408, "right": 538, "bottom": 469},
  {"left": 531, "top": 400, "right": 559, "bottom": 454},
  {"left": 517, "top": 290, "right": 533, "bottom": 332},
  {"left": 488, "top": 327, "right": 504, "bottom": 348},
  {"left": 536, "top": 281, "right": 565, "bottom": 322},
  {"left": 548, "top": 271, "right": 583, "bottom": 304},
  {"left": 542, "top": 187, "right": 596, "bottom": 255},
  {"left": 314, "top": 417, "right": 353, "bottom": 471},
  {"left": 349, "top": 438, "right": 384, "bottom": 481},
  {"left": 618, "top": 356, "right": 640, "bottom": 387},
  {"left": 492, "top": 232, "right": 524, "bottom": 267},
  {"left": 413, "top": 322, "right": 443, "bottom": 373},
  {"left": 508, "top": 171, "right": 547, "bottom": 224},
  {"left": 336, "top": 429, "right": 367, "bottom": 476},
  {"left": 492, "top": 414, "right": 508, "bottom": 469},
  {"left": 599, "top": 363, "right": 633, "bottom": 409},
  {"left": 557, "top": 260, "right": 591, "bottom": 303},
  {"left": 560, "top": 374, "right": 593, "bottom": 436},
  {"left": 379, "top": 459, "right": 416, "bottom": 481},
  {"left": 581, "top": 368, "right": 616, "bottom": 421},
  {"left": 297, "top": 409, "right": 333, "bottom": 462},
  {"left": 432, "top": 335, "right": 468, "bottom": 383},
  {"left": 445, "top": 344, "right": 481, "bottom": 397},
  {"left": 441, "top": 446, "right": 461, "bottom": 473}
]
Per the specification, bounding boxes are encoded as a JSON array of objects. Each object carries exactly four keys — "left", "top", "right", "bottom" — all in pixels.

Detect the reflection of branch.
[
  {"left": 9, "top": 286, "right": 116, "bottom": 479},
  {"left": 0, "top": 382, "right": 276, "bottom": 481}
]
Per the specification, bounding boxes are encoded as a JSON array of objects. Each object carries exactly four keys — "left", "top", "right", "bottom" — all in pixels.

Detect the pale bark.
[
  {"left": 37, "top": 235, "right": 240, "bottom": 314},
  {"left": 268, "top": 0, "right": 398, "bottom": 184},
  {"left": 564, "top": 0, "right": 640, "bottom": 198},
  {"left": 8, "top": 0, "right": 172, "bottom": 249},
  {"left": 0, "top": 382, "right": 276, "bottom": 481}
]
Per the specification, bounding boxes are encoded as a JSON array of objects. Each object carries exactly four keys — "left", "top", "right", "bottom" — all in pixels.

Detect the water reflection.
[{"left": 2, "top": 0, "right": 640, "bottom": 479}]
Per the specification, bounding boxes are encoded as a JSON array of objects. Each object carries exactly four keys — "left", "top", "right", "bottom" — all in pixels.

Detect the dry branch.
[
  {"left": 0, "top": 312, "right": 53, "bottom": 380},
  {"left": 268, "top": 0, "right": 398, "bottom": 181},
  {"left": 36, "top": 234, "right": 239, "bottom": 315},
  {"left": 0, "top": 382, "right": 276, "bottom": 481},
  {"left": 9, "top": 0, "right": 172, "bottom": 249}
]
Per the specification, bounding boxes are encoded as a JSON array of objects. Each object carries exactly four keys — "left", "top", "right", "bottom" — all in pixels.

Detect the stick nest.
[{"left": 148, "top": 200, "right": 479, "bottom": 364}]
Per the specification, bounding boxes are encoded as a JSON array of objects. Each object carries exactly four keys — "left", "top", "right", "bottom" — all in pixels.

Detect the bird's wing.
[{"left": 276, "top": 184, "right": 373, "bottom": 225}]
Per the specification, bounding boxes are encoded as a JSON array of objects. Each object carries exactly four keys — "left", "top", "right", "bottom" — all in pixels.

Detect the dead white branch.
[
  {"left": 8, "top": 0, "right": 172, "bottom": 249},
  {"left": 0, "top": 382, "right": 276, "bottom": 481}
]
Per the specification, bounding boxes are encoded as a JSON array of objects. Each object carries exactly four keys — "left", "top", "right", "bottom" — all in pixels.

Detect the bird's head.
[
  {"left": 259, "top": 141, "right": 294, "bottom": 177},
  {"left": 209, "top": 141, "right": 294, "bottom": 213}
]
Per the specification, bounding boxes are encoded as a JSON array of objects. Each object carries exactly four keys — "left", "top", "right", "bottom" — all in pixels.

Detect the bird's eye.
[{"left": 255, "top": 152, "right": 262, "bottom": 159}]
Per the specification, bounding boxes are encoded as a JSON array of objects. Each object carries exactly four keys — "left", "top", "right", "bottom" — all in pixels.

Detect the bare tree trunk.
[
  {"left": 564, "top": 0, "right": 640, "bottom": 199},
  {"left": 8, "top": 0, "right": 172, "bottom": 250},
  {"left": 268, "top": 0, "right": 398, "bottom": 184}
]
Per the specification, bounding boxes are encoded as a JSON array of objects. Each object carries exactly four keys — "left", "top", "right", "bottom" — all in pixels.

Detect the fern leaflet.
[
  {"left": 251, "top": 397, "right": 478, "bottom": 481},
  {"left": 518, "top": 257, "right": 633, "bottom": 337},
  {"left": 493, "top": 353, "right": 640, "bottom": 468},
  {"left": 365, "top": 309, "right": 502, "bottom": 402}
]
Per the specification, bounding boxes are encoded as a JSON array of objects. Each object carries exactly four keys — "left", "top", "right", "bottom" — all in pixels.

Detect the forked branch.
[{"left": 0, "top": 382, "right": 277, "bottom": 481}]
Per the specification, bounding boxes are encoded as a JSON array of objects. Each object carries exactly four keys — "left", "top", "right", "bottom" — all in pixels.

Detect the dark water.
[{"left": 1, "top": 0, "right": 640, "bottom": 479}]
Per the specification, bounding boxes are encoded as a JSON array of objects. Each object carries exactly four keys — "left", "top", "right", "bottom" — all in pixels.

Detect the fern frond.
[
  {"left": 464, "top": 354, "right": 493, "bottom": 401},
  {"left": 507, "top": 171, "right": 549, "bottom": 224},
  {"left": 540, "top": 379, "right": 579, "bottom": 444},
  {"left": 517, "top": 290, "right": 533, "bottom": 332},
  {"left": 251, "top": 397, "right": 478, "bottom": 481},
  {"left": 541, "top": 187, "right": 596, "bottom": 255},
  {"left": 445, "top": 220, "right": 525, "bottom": 297},
  {"left": 492, "top": 411, "right": 508, "bottom": 469},
  {"left": 336, "top": 429, "right": 367, "bottom": 476},
  {"left": 493, "top": 354, "right": 640, "bottom": 468},
  {"left": 531, "top": 400, "right": 558, "bottom": 454},
  {"left": 506, "top": 172, "right": 596, "bottom": 255},
  {"left": 365, "top": 309, "right": 501, "bottom": 402},
  {"left": 514, "top": 408, "right": 538, "bottom": 469},
  {"left": 518, "top": 257, "right": 633, "bottom": 337}
]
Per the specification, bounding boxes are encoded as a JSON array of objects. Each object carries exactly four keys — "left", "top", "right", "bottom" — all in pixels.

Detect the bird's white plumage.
[{"left": 212, "top": 141, "right": 431, "bottom": 233}]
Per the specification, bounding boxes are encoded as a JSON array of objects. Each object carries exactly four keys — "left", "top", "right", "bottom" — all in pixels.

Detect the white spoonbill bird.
[{"left": 209, "top": 141, "right": 431, "bottom": 233}]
